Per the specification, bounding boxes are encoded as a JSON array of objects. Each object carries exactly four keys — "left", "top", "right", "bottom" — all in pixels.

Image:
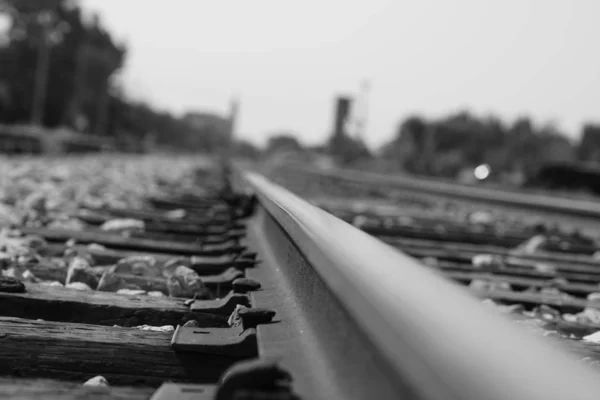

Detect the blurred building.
[
  {"left": 183, "top": 112, "right": 230, "bottom": 134},
  {"left": 183, "top": 112, "right": 231, "bottom": 151},
  {"left": 182, "top": 111, "right": 231, "bottom": 151}
]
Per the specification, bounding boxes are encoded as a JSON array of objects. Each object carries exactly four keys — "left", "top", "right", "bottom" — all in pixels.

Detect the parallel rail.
[
  {"left": 236, "top": 167, "right": 600, "bottom": 400},
  {"left": 278, "top": 164, "right": 600, "bottom": 219}
]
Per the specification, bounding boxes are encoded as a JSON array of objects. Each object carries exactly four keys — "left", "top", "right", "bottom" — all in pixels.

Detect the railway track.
[
  {"left": 263, "top": 164, "right": 600, "bottom": 352},
  {"left": 2, "top": 156, "right": 600, "bottom": 399}
]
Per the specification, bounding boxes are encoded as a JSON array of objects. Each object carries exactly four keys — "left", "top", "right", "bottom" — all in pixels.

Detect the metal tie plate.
[
  {"left": 170, "top": 325, "right": 257, "bottom": 357},
  {"left": 149, "top": 383, "right": 215, "bottom": 400}
]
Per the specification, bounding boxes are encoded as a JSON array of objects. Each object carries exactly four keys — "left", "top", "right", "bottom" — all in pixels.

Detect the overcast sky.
[{"left": 81, "top": 0, "right": 600, "bottom": 148}]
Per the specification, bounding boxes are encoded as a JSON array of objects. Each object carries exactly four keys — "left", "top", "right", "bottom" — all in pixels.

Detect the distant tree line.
[
  {"left": 0, "top": 0, "right": 231, "bottom": 152},
  {"left": 263, "top": 111, "right": 600, "bottom": 183},
  {"left": 3, "top": 1, "right": 599, "bottom": 171},
  {"left": 378, "top": 113, "right": 600, "bottom": 180}
]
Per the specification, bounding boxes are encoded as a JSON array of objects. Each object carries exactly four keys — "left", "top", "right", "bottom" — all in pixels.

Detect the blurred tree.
[
  {"left": 0, "top": 0, "right": 226, "bottom": 152},
  {"left": 0, "top": 0, "right": 125, "bottom": 129},
  {"left": 536, "top": 122, "right": 575, "bottom": 164},
  {"left": 233, "top": 139, "right": 261, "bottom": 159},
  {"left": 378, "top": 111, "right": 577, "bottom": 181},
  {"left": 379, "top": 115, "right": 427, "bottom": 173}
]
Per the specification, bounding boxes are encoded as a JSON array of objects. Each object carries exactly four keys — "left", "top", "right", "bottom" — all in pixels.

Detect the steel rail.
[
  {"left": 280, "top": 164, "right": 600, "bottom": 219},
  {"left": 240, "top": 169, "right": 600, "bottom": 400}
]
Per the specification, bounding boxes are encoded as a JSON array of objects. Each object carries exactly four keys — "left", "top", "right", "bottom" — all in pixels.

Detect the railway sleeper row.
[
  {"left": 6, "top": 160, "right": 600, "bottom": 400},
  {"left": 0, "top": 167, "right": 300, "bottom": 400}
]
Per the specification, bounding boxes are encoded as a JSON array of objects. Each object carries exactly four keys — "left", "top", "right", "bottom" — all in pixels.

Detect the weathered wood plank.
[
  {"left": 447, "top": 271, "right": 598, "bottom": 296},
  {"left": 76, "top": 207, "right": 238, "bottom": 226},
  {"left": 363, "top": 225, "right": 526, "bottom": 247},
  {"left": 0, "top": 317, "right": 246, "bottom": 386},
  {"left": 0, "top": 378, "right": 155, "bottom": 400},
  {"left": 60, "top": 211, "right": 238, "bottom": 239},
  {"left": 387, "top": 236, "right": 600, "bottom": 267},
  {"left": 126, "top": 229, "right": 247, "bottom": 244},
  {"left": 432, "top": 259, "right": 600, "bottom": 285},
  {"left": 0, "top": 283, "right": 227, "bottom": 327},
  {"left": 142, "top": 221, "right": 245, "bottom": 237},
  {"left": 20, "top": 228, "right": 236, "bottom": 255},
  {"left": 404, "top": 246, "right": 600, "bottom": 276},
  {"left": 471, "top": 288, "right": 589, "bottom": 312}
]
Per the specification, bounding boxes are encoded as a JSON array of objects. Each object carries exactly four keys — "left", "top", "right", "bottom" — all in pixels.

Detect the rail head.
[{"left": 242, "top": 170, "right": 600, "bottom": 400}]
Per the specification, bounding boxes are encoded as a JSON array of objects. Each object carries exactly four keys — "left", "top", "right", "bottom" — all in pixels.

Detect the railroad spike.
[
  {"left": 191, "top": 293, "right": 251, "bottom": 315},
  {"left": 238, "top": 308, "right": 276, "bottom": 330},
  {"left": 232, "top": 278, "right": 262, "bottom": 294}
]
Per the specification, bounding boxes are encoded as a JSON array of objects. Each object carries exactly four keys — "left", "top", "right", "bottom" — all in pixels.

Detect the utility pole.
[
  {"left": 354, "top": 79, "right": 371, "bottom": 141},
  {"left": 224, "top": 96, "right": 238, "bottom": 162},
  {"left": 31, "top": 12, "right": 53, "bottom": 126}
]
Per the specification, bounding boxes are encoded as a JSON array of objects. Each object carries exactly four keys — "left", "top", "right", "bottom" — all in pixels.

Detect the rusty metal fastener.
[
  {"left": 184, "top": 298, "right": 195, "bottom": 307},
  {"left": 238, "top": 308, "right": 276, "bottom": 329},
  {"left": 191, "top": 293, "right": 250, "bottom": 315},
  {"left": 214, "top": 359, "right": 299, "bottom": 400},
  {"left": 232, "top": 278, "right": 262, "bottom": 294},
  {"left": 0, "top": 277, "right": 26, "bottom": 293},
  {"left": 235, "top": 252, "right": 258, "bottom": 261},
  {"left": 232, "top": 259, "right": 259, "bottom": 270}
]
